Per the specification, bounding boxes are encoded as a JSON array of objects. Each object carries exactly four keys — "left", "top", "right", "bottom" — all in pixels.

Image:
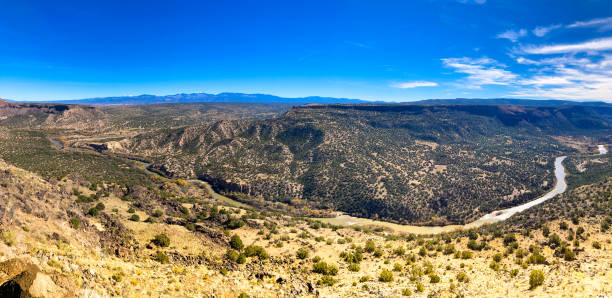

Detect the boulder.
[{"left": 0, "top": 263, "right": 69, "bottom": 298}]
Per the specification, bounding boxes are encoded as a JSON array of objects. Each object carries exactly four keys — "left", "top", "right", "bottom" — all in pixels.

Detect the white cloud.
[
  {"left": 444, "top": 54, "right": 612, "bottom": 101},
  {"left": 532, "top": 24, "right": 561, "bottom": 37},
  {"left": 511, "top": 55, "right": 612, "bottom": 101},
  {"left": 442, "top": 57, "right": 517, "bottom": 88},
  {"left": 496, "top": 29, "right": 527, "bottom": 42},
  {"left": 567, "top": 17, "right": 612, "bottom": 31},
  {"left": 522, "top": 37, "right": 612, "bottom": 54},
  {"left": 391, "top": 81, "right": 438, "bottom": 88}
]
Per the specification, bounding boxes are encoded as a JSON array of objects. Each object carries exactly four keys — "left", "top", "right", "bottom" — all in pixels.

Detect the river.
[
  {"left": 49, "top": 137, "right": 63, "bottom": 150},
  {"left": 315, "top": 156, "right": 568, "bottom": 234}
]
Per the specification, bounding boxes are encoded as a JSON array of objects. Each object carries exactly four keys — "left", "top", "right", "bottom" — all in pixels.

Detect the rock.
[
  {"left": 246, "top": 219, "right": 263, "bottom": 229},
  {"left": 0, "top": 264, "right": 69, "bottom": 298}
]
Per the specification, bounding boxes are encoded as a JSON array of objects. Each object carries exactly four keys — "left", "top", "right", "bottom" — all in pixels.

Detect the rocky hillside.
[
  {"left": 0, "top": 153, "right": 610, "bottom": 297},
  {"left": 114, "top": 104, "right": 612, "bottom": 225},
  {"left": 0, "top": 100, "right": 108, "bottom": 130}
]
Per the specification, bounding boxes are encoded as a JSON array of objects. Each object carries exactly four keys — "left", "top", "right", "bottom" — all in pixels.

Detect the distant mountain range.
[
  {"left": 4, "top": 92, "right": 611, "bottom": 107},
  {"left": 16, "top": 93, "right": 370, "bottom": 105}
]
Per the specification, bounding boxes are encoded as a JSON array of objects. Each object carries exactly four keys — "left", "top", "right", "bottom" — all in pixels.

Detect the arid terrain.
[{"left": 0, "top": 100, "right": 610, "bottom": 297}]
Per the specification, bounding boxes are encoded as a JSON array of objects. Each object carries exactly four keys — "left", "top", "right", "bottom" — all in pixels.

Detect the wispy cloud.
[
  {"left": 457, "top": 0, "right": 486, "bottom": 4},
  {"left": 496, "top": 29, "right": 527, "bottom": 42},
  {"left": 391, "top": 81, "right": 438, "bottom": 89},
  {"left": 567, "top": 17, "right": 612, "bottom": 31},
  {"left": 344, "top": 40, "right": 370, "bottom": 48},
  {"left": 532, "top": 24, "right": 561, "bottom": 37},
  {"left": 522, "top": 37, "right": 612, "bottom": 54},
  {"left": 511, "top": 55, "right": 612, "bottom": 100},
  {"left": 442, "top": 57, "right": 517, "bottom": 88}
]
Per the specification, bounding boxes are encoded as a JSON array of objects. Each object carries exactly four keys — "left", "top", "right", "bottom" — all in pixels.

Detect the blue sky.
[{"left": 1, "top": 0, "right": 611, "bottom": 102}]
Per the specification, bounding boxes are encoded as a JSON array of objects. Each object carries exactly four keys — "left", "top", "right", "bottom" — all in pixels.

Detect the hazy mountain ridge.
[
  {"left": 5, "top": 93, "right": 611, "bottom": 106},
  {"left": 8, "top": 92, "right": 369, "bottom": 105}
]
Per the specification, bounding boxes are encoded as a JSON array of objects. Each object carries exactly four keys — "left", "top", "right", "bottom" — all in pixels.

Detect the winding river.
[{"left": 316, "top": 156, "right": 568, "bottom": 234}]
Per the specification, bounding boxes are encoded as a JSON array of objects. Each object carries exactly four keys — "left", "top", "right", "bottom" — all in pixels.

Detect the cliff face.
[{"left": 0, "top": 101, "right": 107, "bottom": 130}]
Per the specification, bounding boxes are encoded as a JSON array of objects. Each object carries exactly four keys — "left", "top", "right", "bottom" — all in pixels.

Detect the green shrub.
[
  {"left": 226, "top": 249, "right": 239, "bottom": 262},
  {"left": 87, "top": 207, "right": 99, "bottom": 216},
  {"left": 127, "top": 207, "right": 135, "bottom": 213},
  {"left": 154, "top": 251, "right": 169, "bottom": 263},
  {"left": 460, "top": 251, "right": 472, "bottom": 259},
  {"left": 152, "top": 209, "right": 163, "bottom": 217},
  {"left": 373, "top": 248, "right": 383, "bottom": 257},
  {"left": 418, "top": 247, "right": 427, "bottom": 256},
  {"left": 317, "top": 275, "right": 337, "bottom": 286},
  {"left": 548, "top": 234, "right": 561, "bottom": 248},
  {"left": 592, "top": 241, "right": 601, "bottom": 249},
  {"left": 1, "top": 231, "right": 16, "bottom": 246},
  {"left": 359, "top": 275, "right": 370, "bottom": 282},
  {"left": 492, "top": 253, "right": 503, "bottom": 262},
  {"left": 529, "top": 270, "right": 545, "bottom": 289},
  {"left": 394, "top": 246, "right": 406, "bottom": 256},
  {"left": 152, "top": 233, "right": 170, "bottom": 247},
  {"left": 416, "top": 282, "right": 424, "bottom": 292},
  {"left": 527, "top": 252, "right": 547, "bottom": 265},
  {"left": 429, "top": 273, "right": 440, "bottom": 283},
  {"left": 111, "top": 273, "right": 122, "bottom": 282},
  {"left": 328, "top": 264, "right": 338, "bottom": 276},
  {"left": 244, "top": 245, "right": 268, "bottom": 260},
  {"left": 402, "top": 288, "right": 412, "bottom": 296},
  {"left": 443, "top": 244, "right": 456, "bottom": 255},
  {"left": 509, "top": 268, "right": 519, "bottom": 278},
  {"left": 557, "top": 245, "right": 575, "bottom": 261},
  {"left": 237, "top": 253, "right": 246, "bottom": 264},
  {"left": 379, "top": 269, "right": 394, "bottom": 282},
  {"left": 503, "top": 233, "right": 517, "bottom": 246},
  {"left": 467, "top": 239, "right": 485, "bottom": 251},
  {"left": 489, "top": 261, "right": 500, "bottom": 271},
  {"left": 129, "top": 214, "right": 140, "bottom": 222},
  {"left": 348, "top": 263, "right": 360, "bottom": 272},
  {"left": 393, "top": 263, "right": 403, "bottom": 272},
  {"left": 365, "top": 240, "right": 376, "bottom": 253},
  {"left": 342, "top": 251, "right": 363, "bottom": 264},
  {"left": 313, "top": 261, "right": 330, "bottom": 275},
  {"left": 296, "top": 247, "right": 309, "bottom": 259},
  {"left": 69, "top": 217, "right": 80, "bottom": 229},
  {"left": 230, "top": 235, "right": 244, "bottom": 250},
  {"left": 456, "top": 271, "right": 469, "bottom": 283}
]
